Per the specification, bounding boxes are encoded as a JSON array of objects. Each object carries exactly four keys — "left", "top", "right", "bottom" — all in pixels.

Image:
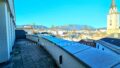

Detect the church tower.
[{"left": 107, "top": 0, "right": 120, "bottom": 34}]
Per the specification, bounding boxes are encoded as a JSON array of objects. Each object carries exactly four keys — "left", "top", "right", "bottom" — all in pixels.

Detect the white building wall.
[
  {"left": 0, "top": 2, "right": 10, "bottom": 63},
  {"left": 11, "top": 20, "right": 14, "bottom": 46},
  {"left": 96, "top": 43, "right": 119, "bottom": 56},
  {"left": 8, "top": 11, "right": 12, "bottom": 52},
  {"left": 10, "top": 18, "right": 13, "bottom": 51},
  {"left": 8, "top": 0, "right": 15, "bottom": 17},
  {"left": 0, "top": 0, "right": 15, "bottom": 63},
  {"left": 13, "top": 24, "right": 15, "bottom": 43}
]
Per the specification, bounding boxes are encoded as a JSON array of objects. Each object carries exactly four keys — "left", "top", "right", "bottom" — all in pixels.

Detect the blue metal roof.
[
  {"left": 101, "top": 38, "right": 120, "bottom": 47},
  {"left": 63, "top": 44, "right": 90, "bottom": 54},
  {"left": 75, "top": 48, "right": 120, "bottom": 68}
]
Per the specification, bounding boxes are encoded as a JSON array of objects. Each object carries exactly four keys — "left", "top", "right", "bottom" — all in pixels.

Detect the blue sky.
[{"left": 14, "top": 0, "right": 120, "bottom": 28}]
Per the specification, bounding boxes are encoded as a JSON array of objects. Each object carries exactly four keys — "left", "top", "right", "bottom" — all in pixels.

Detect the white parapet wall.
[
  {"left": 26, "top": 35, "right": 89, "bottom": 68},
  {"left": 26, "top": 35, "right": 120, "bottom": 68},
  {"left": 0, "top": 0, "right": 15, "bottom": 63}
]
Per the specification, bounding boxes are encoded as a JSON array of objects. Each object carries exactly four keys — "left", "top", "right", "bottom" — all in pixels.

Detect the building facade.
[
  {"left": 0, "top": 0, "right": 15, "bottom": 63},
  {"left": 96, "top": 38, "right": 120, "bottom": 57},
  {"left": 107, "top": 0, "right": 120, "bottom": 34}
]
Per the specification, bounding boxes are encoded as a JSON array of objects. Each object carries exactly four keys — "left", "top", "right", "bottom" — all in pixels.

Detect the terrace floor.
[{"left": 0, "top": 39, "right": 58, "bottom": 68}]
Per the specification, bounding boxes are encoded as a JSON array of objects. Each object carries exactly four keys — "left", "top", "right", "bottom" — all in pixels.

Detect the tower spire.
[{"left": 111, "top": 0, "right": 116, "bottom": 8}]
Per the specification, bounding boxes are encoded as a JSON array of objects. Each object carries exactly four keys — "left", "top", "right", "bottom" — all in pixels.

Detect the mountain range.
[{"left": 17, "top": 24, "right": 106, "bottom": 30}]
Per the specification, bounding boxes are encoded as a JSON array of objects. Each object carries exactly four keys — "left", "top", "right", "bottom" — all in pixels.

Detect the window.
[
  {"left": 102, "top": 48, "right": 104, "bottom": 51},
  {"left": 110, "top": 23, "right": 112, "bottom": 26},
  {"left": 97, "top": 45, "right": 99, "bottom": 49},
  {"left": 59, "top": 55, "right": 63, "bottom": 64},
  {"left": 110, "top": 20, "right": 112, "bottom": 26}
]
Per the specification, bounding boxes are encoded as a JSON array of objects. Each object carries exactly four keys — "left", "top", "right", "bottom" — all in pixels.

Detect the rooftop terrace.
[
  {"left": 0, "top": 39, "right": 57, "bottom": 68},
  {"left": 1, "top": 34, "right": 120, "bottom": 68}
]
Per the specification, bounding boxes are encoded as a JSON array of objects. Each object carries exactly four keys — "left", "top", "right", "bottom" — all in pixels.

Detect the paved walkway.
[{"left": 0, "top": 39, "right": 58, "bottom": 68}]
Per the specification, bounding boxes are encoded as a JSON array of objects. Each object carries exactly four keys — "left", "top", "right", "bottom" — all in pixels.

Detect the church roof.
[{"left": 111, "top": 0, "right": 116, "bottom": 8}]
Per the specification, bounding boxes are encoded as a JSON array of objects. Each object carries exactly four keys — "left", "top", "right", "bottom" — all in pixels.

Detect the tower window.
[
  {"left": 110, "top": 23, "right": 112, "bottom": 26},
  {"left": 110, "top": 20, "right": 112, "bottom": 26}
]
